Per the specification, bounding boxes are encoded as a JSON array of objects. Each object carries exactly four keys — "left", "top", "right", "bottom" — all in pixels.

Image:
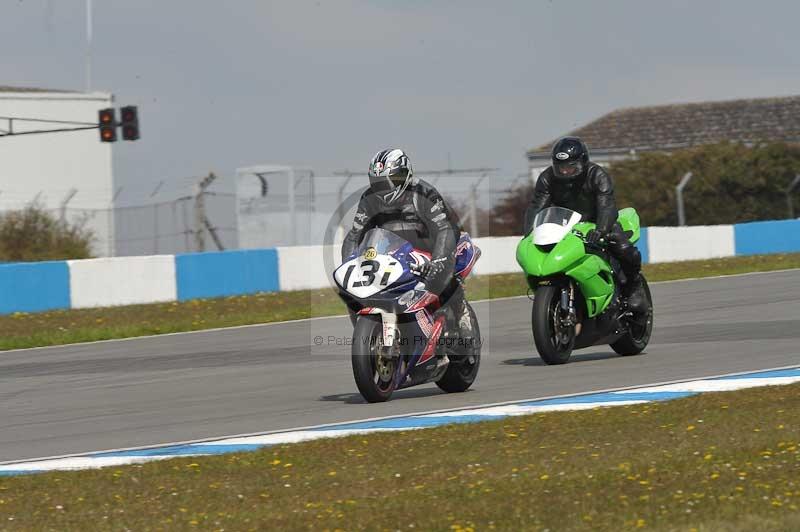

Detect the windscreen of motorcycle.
[
  {"left": 532, "top": 207, "right": 582, "bottom": 245},
  {"left": 334, "top": 228, "right": 407, "bottom": 298}
]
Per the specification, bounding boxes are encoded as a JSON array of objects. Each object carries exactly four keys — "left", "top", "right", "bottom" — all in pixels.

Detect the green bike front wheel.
[{"left": 532, "top": 285, "right": 575, "bottom": 365}]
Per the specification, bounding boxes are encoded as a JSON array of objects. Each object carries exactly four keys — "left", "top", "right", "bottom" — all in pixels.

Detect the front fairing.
[
  {"left": 333, "top": 228, "right": 432, "bottom": 313},
  {"left": 516, "top": 232, "right": 585, "bottom": 277},
  {"left": 516, "top": 227, "right": 615, "bottom": 318}
]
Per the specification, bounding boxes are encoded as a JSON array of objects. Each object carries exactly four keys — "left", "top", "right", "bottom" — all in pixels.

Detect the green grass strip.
[
  {"left": 1, "top": 252, "right": 799, "bottom": 351},
  {"left": 2, "top": 382, "right": 799, "bottom": 530}
]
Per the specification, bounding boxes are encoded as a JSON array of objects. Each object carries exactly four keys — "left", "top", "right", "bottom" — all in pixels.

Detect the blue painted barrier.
[
  {"left": 733, "top": 219, "right": 800, "bottom": 256},
  {"left": 0, "top": 261, "right": 71, "bottom": 314},
  {"left": 175, "top": 249, "right": 280, "bottom": 301}
]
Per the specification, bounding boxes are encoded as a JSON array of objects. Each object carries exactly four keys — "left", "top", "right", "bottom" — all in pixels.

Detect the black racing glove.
[
  {"left": 585, "top": 229, "right": 605, "bottom": 244},
  {"left": 412, "top": 258, "right": 447, "bottom": 281}
]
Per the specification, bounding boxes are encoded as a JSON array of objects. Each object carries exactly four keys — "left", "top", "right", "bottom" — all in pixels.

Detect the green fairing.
[{"left": 516, "top": 208, "right": 641, "bottom": 318}]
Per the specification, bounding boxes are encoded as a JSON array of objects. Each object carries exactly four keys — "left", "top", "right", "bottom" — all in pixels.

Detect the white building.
[{"left": 0, "top": 86, "right": 115, "bottom": 256}]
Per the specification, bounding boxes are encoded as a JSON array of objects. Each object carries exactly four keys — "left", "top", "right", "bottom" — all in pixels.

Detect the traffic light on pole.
[
  {"left": 120, "top": 105, "right": 140, "bottom": 141},
  {"left": 98, "top": 108, "right": 117, "bottom": 142}
]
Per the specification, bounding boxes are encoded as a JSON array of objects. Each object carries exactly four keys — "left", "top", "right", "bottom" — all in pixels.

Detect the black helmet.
[
  {"left": 551, "top": 136, "right": 589, "bottom": 181},
  {"left": 368, "top": 148, "right": 413, "bottom": 204}
]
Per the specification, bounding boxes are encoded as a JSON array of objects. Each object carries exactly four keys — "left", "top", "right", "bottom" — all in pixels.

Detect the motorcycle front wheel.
[
  {"left": 351, "top": 315, "right": 400, "bottom": 403},
  {"left": 532, "top": 285, "right": 575, "bottom": 365}
]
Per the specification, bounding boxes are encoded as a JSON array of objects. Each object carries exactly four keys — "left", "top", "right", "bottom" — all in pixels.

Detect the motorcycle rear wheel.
[
  {"left": 611, "top": 276, "right": 654, "bottom": 356},
  {"left": 352, "top": 316, "right": 399, "bottom": 403},
  {"left": 436, "top": 302, "right": 481, "bottom": 393},
  {"left": 532, "top": 285, "right": 575, "bottom": 365}
]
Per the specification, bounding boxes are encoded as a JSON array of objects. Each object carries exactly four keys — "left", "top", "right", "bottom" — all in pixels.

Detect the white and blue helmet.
[{"left": 368, "top": 148, "right": 413, "bottom": 204}]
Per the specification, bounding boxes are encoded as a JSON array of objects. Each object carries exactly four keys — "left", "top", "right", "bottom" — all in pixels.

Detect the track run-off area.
[{"left": 1, "top": 269, "right": 798, "bottom": 466}]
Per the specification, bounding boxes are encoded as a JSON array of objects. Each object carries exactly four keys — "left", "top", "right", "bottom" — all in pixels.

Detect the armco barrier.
[
  {"left": 0, "top": 220, "right": 799, "bottom": 315},
  {"left": 0, "top": 261, "right": 70, "bottom": 314},
  {"left": 175, "top": 249, "right": 279, "bottom": 301},
  {"left": 734, "top": 219, "right": 800, "bottom": 256},
  {"left": 69, "top": 255, "right": 177, "bottom": 309}
]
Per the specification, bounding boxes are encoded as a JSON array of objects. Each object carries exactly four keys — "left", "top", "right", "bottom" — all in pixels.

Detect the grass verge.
[
  {"left": 1, "top": 382, "right": 799, "bottom": 530},
  {"left": 1, "top": 252, "right": 799, "bottom": 351}
]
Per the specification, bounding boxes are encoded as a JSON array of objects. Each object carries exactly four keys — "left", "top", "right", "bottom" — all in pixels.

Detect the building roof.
[{"left": 528, "top": 94, "right": 800, "bottom": 157}]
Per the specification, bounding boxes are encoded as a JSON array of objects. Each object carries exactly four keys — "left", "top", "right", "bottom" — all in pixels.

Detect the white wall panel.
[
  {"left": 471, "top": 236, "right": 521, "bottom": 275},
  {"left": 277, "top": 245, "right": 339, "bottom": 291},
  {"left": 68, "top": 255, "right": 176, "bottom": 309},
  {"left": 647, "top": 225, "right": 735, "bottom": 263}
]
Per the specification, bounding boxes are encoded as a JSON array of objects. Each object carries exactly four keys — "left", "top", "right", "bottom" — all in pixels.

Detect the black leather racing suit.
[
  {"left": 523, "top": 163, "right": 642, "bottom": 284},
  {"left": 341, "top": 177, "right": 467, "bottom": 325}
]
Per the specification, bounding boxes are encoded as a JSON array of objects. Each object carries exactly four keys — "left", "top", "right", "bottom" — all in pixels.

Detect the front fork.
[
  {"left": 380, "top": 312, "right": 399, "bottom": 347},
  {"left": 560, "top": 282, "right": 579, "bottom": 336}
]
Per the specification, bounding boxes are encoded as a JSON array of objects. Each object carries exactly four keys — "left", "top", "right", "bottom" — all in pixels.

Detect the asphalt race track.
[{"left": 1, "top": 270, "right": 799, "bottom": 463}]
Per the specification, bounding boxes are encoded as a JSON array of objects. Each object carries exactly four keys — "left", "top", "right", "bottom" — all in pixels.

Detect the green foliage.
[
  {"left": 612, "top": 141, "right": 800, "bottom": 226},
  {"left": 0, "top": 202, "right": 93, "bottom": 262},
  {"left": 489, "top": 142, "right": 800, "bottom": 234}
]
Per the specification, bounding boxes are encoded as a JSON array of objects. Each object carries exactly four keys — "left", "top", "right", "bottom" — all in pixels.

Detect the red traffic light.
[{"left": 98, "top": 108, "right": 117, "bottom": 142}]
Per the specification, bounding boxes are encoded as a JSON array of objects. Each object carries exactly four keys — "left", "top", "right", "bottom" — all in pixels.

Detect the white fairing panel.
[
  {"left": 333, "top": 254, "right": 404, "bottom": 299},
  {"left": 533, "top": 210, "right": 582, "bottom": 245}
]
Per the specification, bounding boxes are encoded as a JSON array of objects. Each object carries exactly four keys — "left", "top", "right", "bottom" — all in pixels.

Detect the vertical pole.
[
  {"left": 153, "top": 203, "right": 159, "bottom": 254},
  {"left": 60, "top": 188, "right": 78, "bottom": 223},
  {"left": 194, "top": 182, "right": 205, "bottom": 252},
  {"left": 181, "top": 199, "right": 191, "bottom": 252},
  {"left": 335, "top": 172, "right": 354, "bottom": 245},
  {"left": 676, "top": 171, "right": 693, "bottom": 226},
  {"left": 786, "top": 174, "right": 800, "bottom": 219},
  {"left": 469, "top": 183, "right": 478, "bottom": 238},
  {"left": 288, "top": 168, "right": 296, "bottom": 245},
  {"left": 309, "top": 171, "right": 316, "bottom": 214},
  {"left": 194, "top": 173, "right": 216, "bottom": 251},
  {"left": 468, "top": 173, "right": 488, "bottom": 237},
  {"left": 85, "top": 0, "right": 93, "bottom": 92},
  {"left": 107, "top": 205, "right": 114, "bottom": 257},
  {"left": 150, "top": 181, "right": 163, "bottom": 254}
]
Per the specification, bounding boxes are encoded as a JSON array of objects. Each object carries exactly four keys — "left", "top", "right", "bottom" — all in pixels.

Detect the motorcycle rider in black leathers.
[
  {"left": 523, "top": 137, "right": 646, "bottom": 312},
  {"left": 341, "top": 148, "right": 475, "bottom": 339}
]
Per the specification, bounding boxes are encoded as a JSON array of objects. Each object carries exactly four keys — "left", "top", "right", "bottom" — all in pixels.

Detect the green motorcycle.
[{"left": 516, "top": 206, "right": 653, "bottom": 365}]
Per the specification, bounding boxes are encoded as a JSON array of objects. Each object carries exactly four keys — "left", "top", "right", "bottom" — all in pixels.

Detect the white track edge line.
[{"left": 3, "top": 362, "right": 799, "bottom": 467}]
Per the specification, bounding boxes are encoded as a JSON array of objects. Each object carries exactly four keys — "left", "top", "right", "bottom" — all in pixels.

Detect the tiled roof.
[{"left": 529, "top": 95, "right": 800, "bottom": 155}]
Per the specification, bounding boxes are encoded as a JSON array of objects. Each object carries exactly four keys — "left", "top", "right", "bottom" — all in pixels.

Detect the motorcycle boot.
[
  {"left": 623, "top": 273, "right": 648, "bottom": 314},
  {"left": 606, "top": 226, "right": 647, "bottom": 314}
]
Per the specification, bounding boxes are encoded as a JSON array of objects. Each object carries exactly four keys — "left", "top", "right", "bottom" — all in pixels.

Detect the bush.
[
  {"left": 0, "top": 202, "right": 93, "bottom": 262},
  {"left": 612, "top": 141, "right": 800, "bottom": 226}
]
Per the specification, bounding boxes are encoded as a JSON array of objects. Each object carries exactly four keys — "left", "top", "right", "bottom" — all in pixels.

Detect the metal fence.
[
  {"left": 234, "top": 168, "right": 531, "bottom": 250},
  {"left": 0, "top": 170, "right": 531, "bottom": 258}
]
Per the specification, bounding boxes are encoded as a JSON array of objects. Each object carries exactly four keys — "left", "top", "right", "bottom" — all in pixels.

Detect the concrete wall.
[{"left": 0, "top": 219, "right": 798, "bottom": 314}]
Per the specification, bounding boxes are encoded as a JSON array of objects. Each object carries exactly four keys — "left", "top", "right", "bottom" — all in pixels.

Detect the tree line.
[{"left": 478, "top": 141, "right": 800, "bottom": 236}]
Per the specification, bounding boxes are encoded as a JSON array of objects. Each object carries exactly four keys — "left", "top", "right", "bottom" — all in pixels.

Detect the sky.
[{"left": 2, "top": 0, "right": 800, "bottom": 204}]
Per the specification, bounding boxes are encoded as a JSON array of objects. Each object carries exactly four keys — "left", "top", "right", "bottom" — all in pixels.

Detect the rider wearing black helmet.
[
  {"left": 342, "top": 148, "right": 475, "bottom": 335},
  {"left": 524, "top": 137, "right": 646, "bottom": 312}
]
